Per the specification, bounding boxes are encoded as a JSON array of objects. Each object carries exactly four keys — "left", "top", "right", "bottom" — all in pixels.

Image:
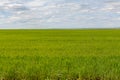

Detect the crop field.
[{"left": 0, "top": 29, "right": 120, "bottom": 80}]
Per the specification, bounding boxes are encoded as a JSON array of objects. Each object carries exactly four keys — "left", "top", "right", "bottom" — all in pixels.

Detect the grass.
[{"left": 0, "top": 29, "right": 120, "bottom": 80}]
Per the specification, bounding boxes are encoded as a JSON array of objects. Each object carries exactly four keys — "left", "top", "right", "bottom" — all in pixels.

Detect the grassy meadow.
[{"left": 0, "top": 29, "right": 120, "bottom": 80}]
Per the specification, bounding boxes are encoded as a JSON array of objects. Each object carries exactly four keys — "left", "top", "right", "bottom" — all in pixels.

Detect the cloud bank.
[{"left": 0, "top": 0, "right": 120, "bottom": 29}]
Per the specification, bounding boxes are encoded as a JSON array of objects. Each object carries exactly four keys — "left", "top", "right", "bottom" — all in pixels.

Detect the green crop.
[{"left": 0, "top": 29, "right": 120, "bottom": 80}]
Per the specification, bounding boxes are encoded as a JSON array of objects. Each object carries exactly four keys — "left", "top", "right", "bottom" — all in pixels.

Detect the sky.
[{"left": 0, "top": 0, "right": 120, "bottom": 29}]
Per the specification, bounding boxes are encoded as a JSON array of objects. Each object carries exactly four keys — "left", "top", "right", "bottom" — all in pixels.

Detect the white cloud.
[
  {"left": 0, "top": 0, "right": 95, "bottom": 25},
  {"left": 0, "top": 0, "right": 120, "bottom": 28},
  {"left": 101, "top": 1, "right": 120, "bottom": 13},
  {"left": 27, "top": 0, "right": 47, "bottom": 7},
  {"left": 0, "top": 0, "right": 93, "bottom": 24}
]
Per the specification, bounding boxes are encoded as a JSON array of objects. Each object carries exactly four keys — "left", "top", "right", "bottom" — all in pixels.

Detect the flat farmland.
[{"left": 0, "top": 29, "right": 120, "bottom": 80}]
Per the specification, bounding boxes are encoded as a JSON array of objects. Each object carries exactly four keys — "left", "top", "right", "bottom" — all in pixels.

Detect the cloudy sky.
[{"left": 0, "top": 0, "right": 120, "bottom": 29}]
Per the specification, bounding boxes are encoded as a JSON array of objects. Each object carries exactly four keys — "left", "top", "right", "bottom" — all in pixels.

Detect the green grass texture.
[{"left": 0, "top": 29, "right": 120, "bottom": 80}]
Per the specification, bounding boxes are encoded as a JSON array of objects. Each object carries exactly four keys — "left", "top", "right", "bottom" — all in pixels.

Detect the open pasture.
[{"left": 0, "top": 29, "right": 120, "bottom": 80}]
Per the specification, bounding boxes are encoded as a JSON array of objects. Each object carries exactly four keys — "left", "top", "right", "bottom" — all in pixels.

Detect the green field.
[{"left": 0, "top": 29, "right": 120, "bottom": 80}]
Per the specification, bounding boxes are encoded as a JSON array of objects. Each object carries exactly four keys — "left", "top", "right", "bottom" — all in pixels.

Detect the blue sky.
[{"left": 0, "top": 0, "right": 120, "bottom": 29}]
